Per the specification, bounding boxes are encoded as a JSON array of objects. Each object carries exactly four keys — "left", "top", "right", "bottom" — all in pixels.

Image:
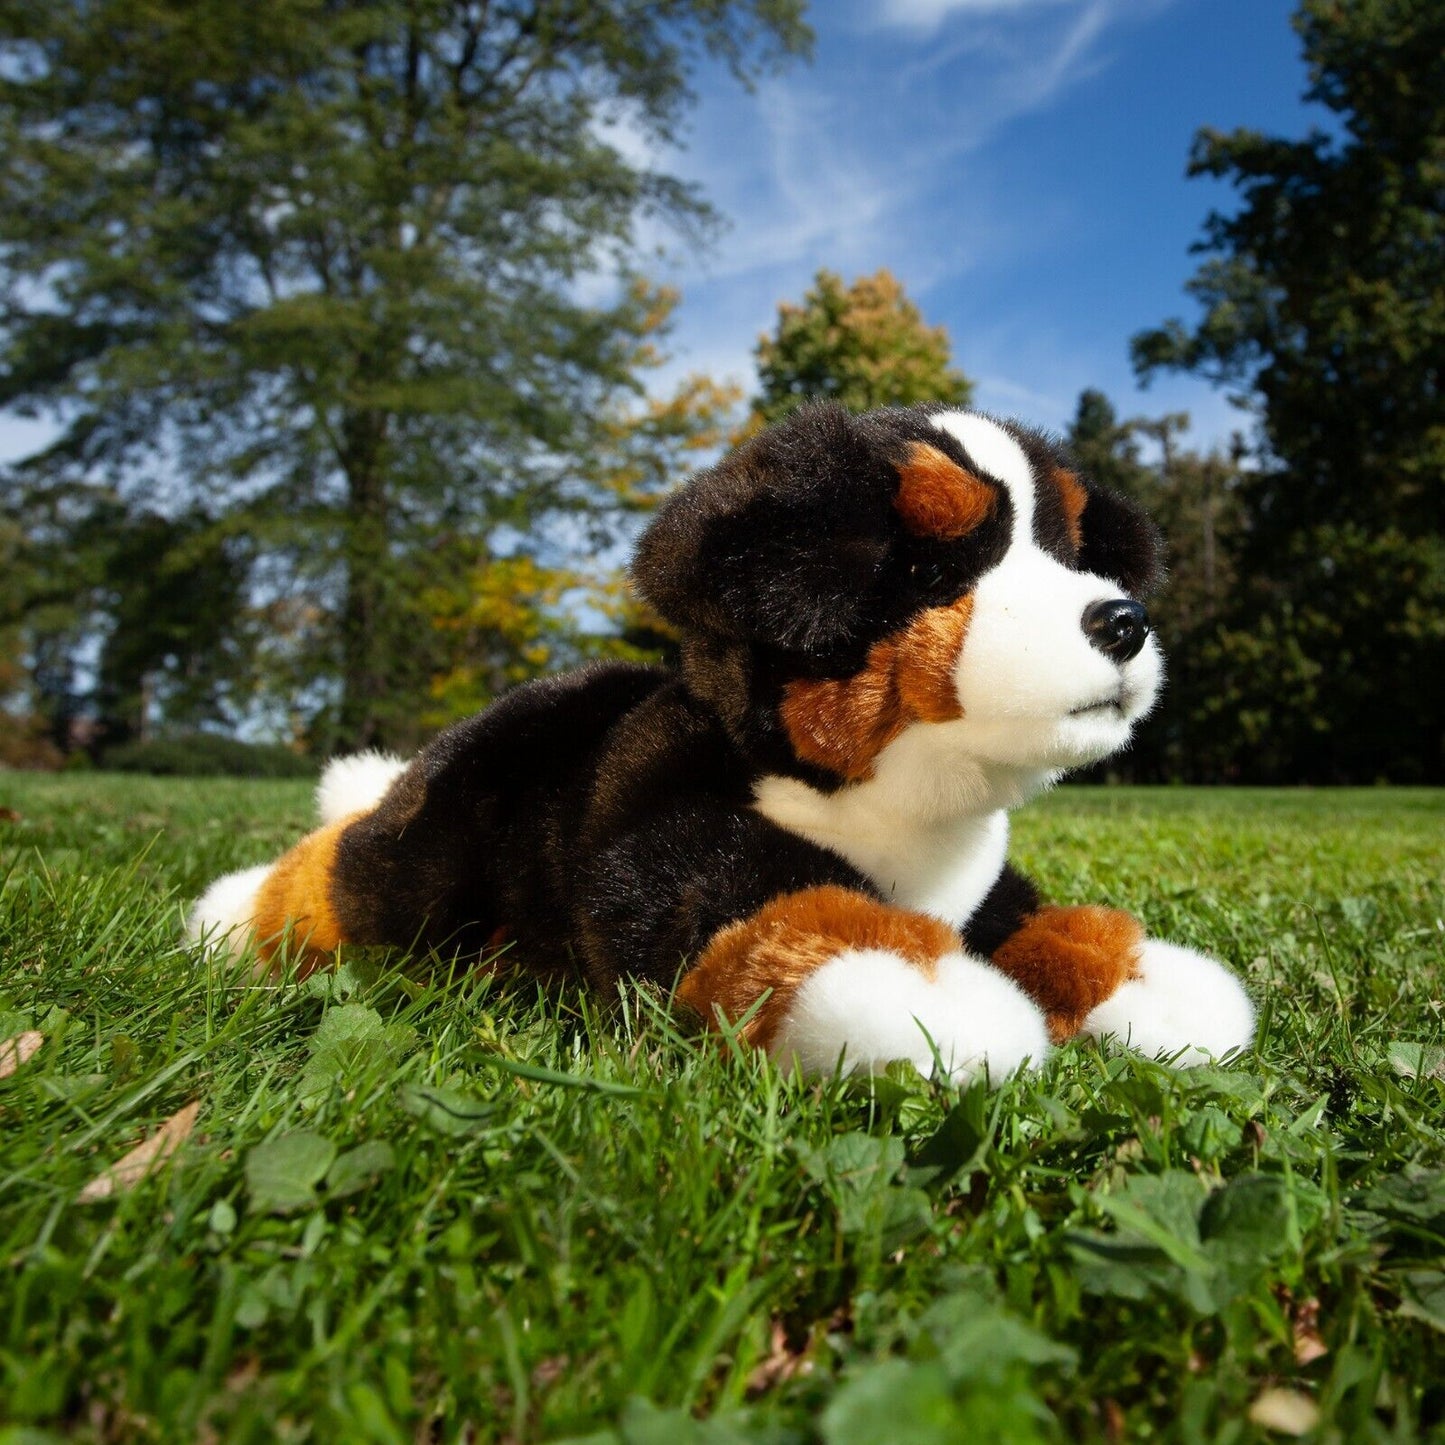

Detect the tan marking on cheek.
[
  {"left": 894, "top": 442, "right": 996, "bottom": 539},
  {"left": 676, "top": 886, "right": 959, "bottom": 1050},
  {"left": 252, "top": 814, "right": 360, "bottom": 976},
  {"left": 780, "top": 594, "right": 974, "bottom": 779},
  {"left": 1051, "top": 467, "right": 1089, "bottom": 552},
  {"left": 894, "top": 594, "right": 973, "bottom": 722},
  {"left": 779, "top": 643, "right": 906, "bottom": 781},
  {"left": 987, "top": 905, "right": 1144, "bottom": 1043}
]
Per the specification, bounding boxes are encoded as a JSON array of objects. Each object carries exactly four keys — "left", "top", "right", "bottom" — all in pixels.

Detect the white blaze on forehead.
[{"left": 931, "top": 411, "right": 1036, "bottom": 532}]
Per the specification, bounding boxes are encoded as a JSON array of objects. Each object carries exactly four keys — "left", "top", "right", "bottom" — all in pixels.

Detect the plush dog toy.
[{"left": 189, "top": 403, "right": 1254, "bottom": 1082}]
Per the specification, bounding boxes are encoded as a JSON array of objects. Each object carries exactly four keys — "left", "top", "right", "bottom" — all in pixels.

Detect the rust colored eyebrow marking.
[
  {"left": 1051, "top": 466, "right": 1089, "bottom": 552},
  {"left": 676, "top": 885, "right": 958, "bottom": 1050},
  {"left": 893, "top": 441, "right": 996, "bottom": 540},
  {"left": 780, "top": 594, "right": 974, "bottom": 780}
]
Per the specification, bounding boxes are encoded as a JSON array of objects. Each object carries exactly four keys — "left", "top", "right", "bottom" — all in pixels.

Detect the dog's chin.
[
  {"left": 1050, "top": 706, "right": 1138, "bottom": 767},
  {"left": 958, "top": 706, "right": 1139, "bottom": 773}
]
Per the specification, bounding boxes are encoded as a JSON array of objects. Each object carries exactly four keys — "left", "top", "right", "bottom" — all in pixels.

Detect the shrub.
[
  {"left": 101, "top": 734, "right": 315, "bottom": 778},
  {"left": 0, "top": 715, "right": 66, "bottom": 771}
]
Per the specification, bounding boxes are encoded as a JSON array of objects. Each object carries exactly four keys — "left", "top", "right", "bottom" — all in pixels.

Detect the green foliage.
[
  {"left": 1, "top": 777, "right": 1443, "bottom": 1438},
  {"left": 1, "top": 493, "right": 252, "bottom": 747},
  {"left": 0, "top": 0, "right": 807, "bottom": 751},
  {"left": 415, "top": 362, "right": 738, "bottom": 727},
  {"left": 1066, "top": 389, "right": 1154, "bottom": 503},
  {"left": 1133, "top": 0, "right": 1445, "bottom": 525},
  {"left": 1131, "top": 0, "right": 1445, "bottom": 782},
  {"left": 101, "top": 733, "right": 315, "bottom": 777},
  {"left": 750, "top": 269, "right": 973, "bottom": 429}
]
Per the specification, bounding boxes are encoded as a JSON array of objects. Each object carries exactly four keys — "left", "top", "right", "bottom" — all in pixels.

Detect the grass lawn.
[{"left": 1, "top": 775, "right": 1442, "bottom": 1442}]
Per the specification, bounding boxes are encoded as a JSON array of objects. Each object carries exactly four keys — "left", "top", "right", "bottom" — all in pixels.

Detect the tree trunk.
[{"left": 337, "top": 409, "right": 391, "bottom": 752}]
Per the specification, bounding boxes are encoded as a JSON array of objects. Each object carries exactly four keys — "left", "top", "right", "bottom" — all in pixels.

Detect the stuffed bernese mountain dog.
[{"left": 188, "top": 403, "right": 1254, "bottom": 1082}]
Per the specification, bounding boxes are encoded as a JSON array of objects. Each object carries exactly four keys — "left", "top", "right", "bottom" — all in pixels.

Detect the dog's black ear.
[
  {"left": 1077, "top": 481, "right": 1166, "bottom": 599},
  {"left": 632, "top": 403, "right": 901, "bottom": 653}
]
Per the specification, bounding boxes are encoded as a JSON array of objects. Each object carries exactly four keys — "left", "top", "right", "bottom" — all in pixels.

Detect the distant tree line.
[{"left": 1, "top": 0, "right": 1439, "bottom": 783}]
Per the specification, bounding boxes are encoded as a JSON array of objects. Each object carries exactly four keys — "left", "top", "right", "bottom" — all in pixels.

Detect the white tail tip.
[{"left": 316, "top": 750, "right": 407, "bottom": 824}]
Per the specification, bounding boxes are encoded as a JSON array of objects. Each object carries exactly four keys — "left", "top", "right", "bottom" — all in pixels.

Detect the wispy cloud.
[
  {"left": 870, "top": 0, "right": 1170, "bottom": 39},
  {"left": 670, "top": 0, "right": 1179, "bottom": 279},
  {"left": 875, "top": 0, "right": 1078, "bottom": 34},
  {"left": 636, "top": 0, "right": 1253, "bottom": 448}
]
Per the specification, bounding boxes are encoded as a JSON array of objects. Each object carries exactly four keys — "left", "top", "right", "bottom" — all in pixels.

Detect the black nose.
[{"left": 1082, "top": 599, "right": 1150, "bottom": 662}]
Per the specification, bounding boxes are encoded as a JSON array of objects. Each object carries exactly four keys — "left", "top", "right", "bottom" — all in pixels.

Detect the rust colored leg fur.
[
  {"left": 251, "top": 814, "right": 362, "bottom": 975},
  {"left": 676, "top": 885, "right": 959, "bottom": 1049},
  {"left": 988, "top": 905, "right": 1144, "bottom": 1043}
]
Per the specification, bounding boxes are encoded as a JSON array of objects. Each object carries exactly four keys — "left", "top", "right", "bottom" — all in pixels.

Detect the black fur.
[
  {"left": 332, "top": 666, "right": 872, "bottom": 988},
  {"left": 962, "top": 864, "right": 1044, "bottom": 957},
  {"left": 1077, "top": 485, "right": 1165, "bottom": 598},
  {"left": 633, "top": 403, "right": 1016, "bottom": 671}
]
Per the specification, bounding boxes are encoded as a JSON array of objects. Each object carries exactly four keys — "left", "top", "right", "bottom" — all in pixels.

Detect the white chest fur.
[{"left": 752, "top": 771, "right": 1012, "bottom": 929}]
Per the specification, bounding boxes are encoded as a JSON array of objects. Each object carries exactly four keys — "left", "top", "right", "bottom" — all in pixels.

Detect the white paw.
[
  {"left": 769, "top": 948, "right": 1049, "bottom": 1086},
  {"left": 185, "top": 863, "right": 271, "bottom": 962},
  {"left": 1080, "top": 939, "right": 1255, "bottom": 1066},
  {"left": 316, "top": 751, "right": 407, "bottom": 824}
]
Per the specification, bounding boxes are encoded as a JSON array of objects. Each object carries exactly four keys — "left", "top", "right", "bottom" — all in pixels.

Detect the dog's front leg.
[
  {"left": 678, "top": 886, "right": 1049, "bottom": 1085},
  {"left": 1073, "top": 938, "right": 1255, "bottom": 1065},
  {"left": 971, "top": 866, "right": 1254, "bottom": 1063}
]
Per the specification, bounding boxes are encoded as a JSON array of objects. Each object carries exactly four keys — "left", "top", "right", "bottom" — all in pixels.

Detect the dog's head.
[{"left": 633, "top": 403, "right": 1164, "bottom": 795}]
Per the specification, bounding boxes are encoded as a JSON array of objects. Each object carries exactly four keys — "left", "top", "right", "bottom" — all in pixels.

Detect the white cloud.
[
  {"left": 644, "top": 0, "right": 1157, "bottom": 397},
  {"left": 664, "top": 0, "right": 1178, "bottom": 284},
  {"left": 875, "top": 0, "right": 1077, "bottom": 33},
  {"left": 628, "top": 0, "right": 1252, "bottom": 455},
  {"left": 870, "top": 0, "right": 1171, "bottom": 40}
]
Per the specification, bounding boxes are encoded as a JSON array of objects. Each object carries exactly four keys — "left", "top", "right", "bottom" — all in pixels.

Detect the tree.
[
  {"left": 0, "top": 476, "right": 252, "bottom": 751},
  {"left": 0, "top": 0, "right": 809, "bottom": 751},
  {"left": 1131, "top": 0, "right": 1445, "bottom": 781},
  {"left": 419, "top": 342, "right": 741, "bottom": 730},
  {"left": 749, "top": 269, "right": 973, "bottom": 429},
  {"left": 1067, "top": 388, "right": 1152, "bottom": 503}
]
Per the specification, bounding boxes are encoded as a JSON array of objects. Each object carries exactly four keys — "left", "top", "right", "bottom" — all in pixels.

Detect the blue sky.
[
  {"left": 645, "top": 0, "right": 1316, "bottom": 454},
  {"left": 0, "top": 0, "right": 1317, "bottom": 465}
]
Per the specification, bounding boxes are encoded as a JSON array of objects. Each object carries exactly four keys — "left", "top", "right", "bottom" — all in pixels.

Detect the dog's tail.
[
  {"left": 313, "top": 750, "right": 408, "bottom": 825},
  {"left": 185, "top": 750, "right": 408, "bottom": 968}
]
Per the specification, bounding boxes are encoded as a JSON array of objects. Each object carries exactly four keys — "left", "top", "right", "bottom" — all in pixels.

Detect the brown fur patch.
[
  {"left": 252, "top": 815, "right": 359, "bottom": 976},
  {"left": 893, "top": 442, "right": 996, "bottom": 539},
  {"left": 987, "top": 905, "right": 1144, "bottom": 1043},
  {"left": 895, "top": 596, "right": 973, "bottom": 722},
  {"left": 780, "top": 595, "right": 973, "bottom": 779},
  {"left": 1051, "top": 467, "right": 1089, "bottom": 552},
  {"left": 677, "top": 886, "right": 959, "bottom": 1049}
]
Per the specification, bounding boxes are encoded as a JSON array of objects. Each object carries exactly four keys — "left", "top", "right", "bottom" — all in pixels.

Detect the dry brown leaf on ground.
[
  {"left": 0, "top": 1031, "right": 43, "bottom": 1079},
  {"left": 1291, "top": 1296, "right": 1328, "bottom": 1365},
  {"left": 1248, "top": 1387, "right": 1321, "bottom": 1436},
  {"left": 78, "top": 1100, "right": 202, "bottom": 1202},
  {"left": 745, "top": 1319, "right": 816, "bottom": 1399}
]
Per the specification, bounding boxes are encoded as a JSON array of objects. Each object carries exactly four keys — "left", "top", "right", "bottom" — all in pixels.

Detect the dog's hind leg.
[
  {"left": 187, "top": 802, "right": 387, "bottom": 977},
  {"left": 186, "top": 750, "right": 456, "bottom": 976}
]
